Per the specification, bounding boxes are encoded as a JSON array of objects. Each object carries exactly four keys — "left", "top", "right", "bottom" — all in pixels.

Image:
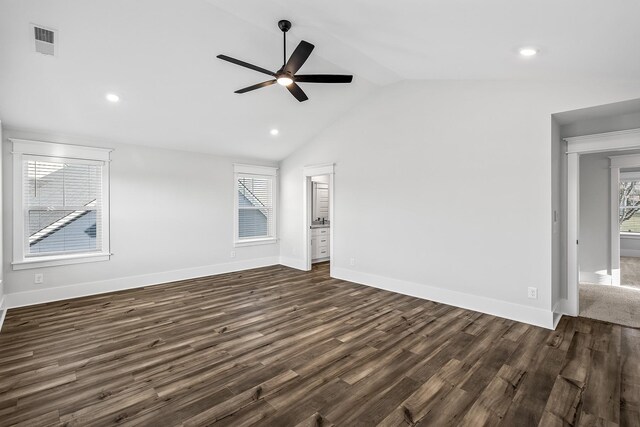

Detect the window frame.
[
  {"left": 11, "top": 139, "right": 112, "bottom": 270},
  {"left": 233, "top": 164, "right": 277, "bottom": 247},
  {"left": 619, "top": 173, "right": 640, "bottom": 236}
]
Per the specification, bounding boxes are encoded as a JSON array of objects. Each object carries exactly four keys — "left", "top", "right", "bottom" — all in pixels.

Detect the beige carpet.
[{"left": 580, "top": 283, "right": 640, "bottom": 327}]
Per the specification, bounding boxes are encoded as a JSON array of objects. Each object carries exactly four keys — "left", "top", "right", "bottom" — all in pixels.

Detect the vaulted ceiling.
[{"left": 1, "top": 0, "right": 639, "bottom": 160}]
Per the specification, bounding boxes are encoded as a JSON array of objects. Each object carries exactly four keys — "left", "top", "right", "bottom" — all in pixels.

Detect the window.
[
  {"left": 234, "top": 164, "right": 277, "bottom": 246},
  {"left": 620, "top": 177, "right": 640, "bottom": 234},
  {"left": 12, "top": 139, "right": 111, "bottom": 269}
]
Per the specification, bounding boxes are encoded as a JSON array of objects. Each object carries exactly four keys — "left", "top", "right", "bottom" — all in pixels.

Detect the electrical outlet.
[
  {"left": 230, "top": 251, "right": 236, "bottom": 258},
  {"left": 527, "top": 287, "right": 537, "bottom": 299},
  {"left": 349, "top": 257, "right": 355, "bottom": 266},
  {"left": 34, "top": 273, "right": 44, "bottom": 284}
]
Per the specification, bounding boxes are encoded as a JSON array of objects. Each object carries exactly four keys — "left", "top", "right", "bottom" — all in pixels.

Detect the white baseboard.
[
  {"left": 579, "top": 271, "right": 612, "bottom": 285},
  {"left": 332, "top": 267, "right": 556, "bottom": 329},
  {"left": 0, "top": 296, "right": 6, "bottom": 333},
  {"left": 621, "top": 248, "right": 640, "bottom": 257},
  {"left": 5, "top": 256, "right": 280, "bottom": 309},
  {"left": 279, "top": 256, "right": 307, "bottom": 271}
]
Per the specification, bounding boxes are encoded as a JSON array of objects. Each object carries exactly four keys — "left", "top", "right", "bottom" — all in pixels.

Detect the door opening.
[{"left": 302, "top": 164, "right": 334, "bottom": 272}]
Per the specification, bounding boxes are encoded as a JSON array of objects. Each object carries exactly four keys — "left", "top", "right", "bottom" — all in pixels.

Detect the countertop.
[{"left": 310, "top": 224, "right": 330, "bottom": 229}]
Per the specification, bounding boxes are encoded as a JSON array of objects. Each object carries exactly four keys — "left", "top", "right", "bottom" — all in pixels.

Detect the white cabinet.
[{"left": 311, "top": 227, "right": 330, "bottom": 261}]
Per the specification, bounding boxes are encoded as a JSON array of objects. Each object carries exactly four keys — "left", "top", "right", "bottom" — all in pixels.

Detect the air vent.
[{"left": 32, "top": 25, "right": 56, "bottom": 56}]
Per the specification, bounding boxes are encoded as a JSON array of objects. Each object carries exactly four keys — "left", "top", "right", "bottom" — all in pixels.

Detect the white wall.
[
  {"left": 2, "top": 128, "right": 279, "bottom": 307},
  {"left": 551, "top": 118, "right": 565, "bottom": 308},
  {"left": 279, "top": 79, "right": 640, "bottom": 329},
  {"left": 578, "top": 152, "right": 612, "bottom": 283},
  {"left": 0, "top": 122, "right": 4, "bottom": 321}
]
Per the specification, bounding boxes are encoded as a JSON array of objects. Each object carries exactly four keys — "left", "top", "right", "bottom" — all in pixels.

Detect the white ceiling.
[{"left": 1, "top": 0, "right": 639, "bottom": 160}]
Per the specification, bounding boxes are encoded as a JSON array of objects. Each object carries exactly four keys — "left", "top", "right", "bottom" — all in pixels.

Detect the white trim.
[
  {"left": 233, "top": 163, "right": 278, "bottom": 176},
  {"left": 620, "top": 171, "right": 640, "bottom": 182},
  {"left": 234, "top": 238, "right": 277, "bottom": 248},
  {"left": 12, "top": 252, "right": 111, "bottom": 270},
  {"left": 564, "top": 129, "right": 640, "bottom": 317},
  {"left": 610, "top": 165, "right": 621, "bottom": 286},
  {"left": 0, "top": 295, "right": 6, "bottom": 333},
  {"left": 10, "top": 138, "right": 112, "bottom": 161},
  {"left": 279, "top": 256, "right": 307, "bottom": 270},
  {"left": 12, "top": 140, "right": 111, "bottom": 269},
  {"left": 611, "top": 154, "right": 640, "bottom": 169},
  {"left": 303, "top": 164, "right": 334, "bottom": 177},
  {"left": 332, "top": 267, "right": 556, "bottom": 329},
  {"left": 609, "top": 154, "right": 640, "bottom": 286},
  {"left": 0, "top": 308, "right": 6, "bottom": 334},
  {"left": 566, "top": 152, "right": 579, "bottom": 316},
  {"left": 621, "top": 248, "right": 640, "bottom": 257},
  {"left": 579, "top": 271, "right": 613, "bottom": 285},
  {"left": 302, "top": 164, "right": 335, "bottom": 273},
  {"left": 621, "top": 232, "right": 640, "bottom": 239},
  {"left": 233, "top": 165, "right": 278, "bottom": 247},
  {"left": 565, "top": 128, "right": 640, "bottom": 154},
  {"left": 4, "top": 256, "right": 280, "bottom": 309}
]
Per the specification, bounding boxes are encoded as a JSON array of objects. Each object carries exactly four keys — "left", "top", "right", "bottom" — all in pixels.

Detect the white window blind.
[
  {"left": 237, "top": 175, "right": 274, "bottom": 239},
  {"left": 234, "top": 164, "right": 277, "bottom": 245},
  {"left": 24, "top": 158, "right": 103, "bottom": 256}
]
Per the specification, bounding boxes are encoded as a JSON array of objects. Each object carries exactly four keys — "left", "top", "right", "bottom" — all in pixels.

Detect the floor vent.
[{"left": 33, "top": 25, "right": 56, "bottom": 56}]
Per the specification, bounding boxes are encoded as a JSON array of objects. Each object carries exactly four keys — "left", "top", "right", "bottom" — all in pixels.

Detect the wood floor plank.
[{"left": 0, "top": 263, "right": 638, "bottom": 426}]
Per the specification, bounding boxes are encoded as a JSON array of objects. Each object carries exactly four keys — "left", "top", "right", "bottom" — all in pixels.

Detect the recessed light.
[
  {"left": 105, "top": 93, "right": 120, "bottom": 103},
  {"left": 519, "top": 47, "right": 538, "bottom": 57},
  {"left": 270, "top": 129, "right": 279, "bottom": 136}
]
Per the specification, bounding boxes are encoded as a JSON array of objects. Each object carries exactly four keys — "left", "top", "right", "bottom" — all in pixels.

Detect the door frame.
[
  {"left": 565, "top": 128, "right": 640, "bottom": 316},
  {"left": 302, "top": 164, "right": 335, "bottom": 272}
]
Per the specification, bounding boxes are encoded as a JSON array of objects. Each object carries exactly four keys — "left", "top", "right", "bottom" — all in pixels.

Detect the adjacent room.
[{"left": 1, "top": 1, "right": 640, "bottom": 425}]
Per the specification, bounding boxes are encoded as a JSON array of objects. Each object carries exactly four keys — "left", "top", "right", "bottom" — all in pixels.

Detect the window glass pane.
[
  {"left": 29, "top": 210, "right": 97, "bottom": 254},
  {"left": 24, "top": 159, "right": 102, "bottom": 256},
  {"left": 238, "top": 176, "right": 273, "bottom": 239},
  {"left": 620, "top": 180, "right": 640, "bottom": 233}
]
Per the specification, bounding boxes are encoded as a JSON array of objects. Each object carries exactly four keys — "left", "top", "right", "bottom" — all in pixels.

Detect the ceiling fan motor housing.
[{"left": 278, "top": 20, "right": 292, "bottom": 32}]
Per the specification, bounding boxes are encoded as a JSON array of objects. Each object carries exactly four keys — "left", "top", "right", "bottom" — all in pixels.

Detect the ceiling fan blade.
[
  {"left": 286, "top": 83, "right": 309, "bottom": 102},
  {"left": 217, "top": 55, "right": 276, "bottom": 77},
  {"left": 295, "top": 74, "right": 353, "bottom": 84},
  {"left": 234, "top": 80, "right": 277, "bottom": 94},
  {"left": 284, "top": 41, "right": 314, "bottom": 74}
]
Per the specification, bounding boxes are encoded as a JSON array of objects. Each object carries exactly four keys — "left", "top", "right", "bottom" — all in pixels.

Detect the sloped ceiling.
[{"left": 1, "top": 0, "right": 639, "bottom": 160}]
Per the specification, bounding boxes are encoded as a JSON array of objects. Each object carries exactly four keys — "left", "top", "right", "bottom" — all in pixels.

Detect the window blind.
[
  {"left": 24, "top": 158, "right": 103, "bottom": 256},
  {"left": 237, "top": 175, "right": 274, "bottom": 240}
]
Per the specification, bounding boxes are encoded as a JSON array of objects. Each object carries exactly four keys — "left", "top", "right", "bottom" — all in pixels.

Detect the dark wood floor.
[{"left": 0, "top": 263, "right": 638, "bottom": 426}]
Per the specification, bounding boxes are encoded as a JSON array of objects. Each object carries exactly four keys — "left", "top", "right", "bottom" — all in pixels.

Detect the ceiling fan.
[{"left": 216, "top": 20, "right": 353, "bottom": 102}]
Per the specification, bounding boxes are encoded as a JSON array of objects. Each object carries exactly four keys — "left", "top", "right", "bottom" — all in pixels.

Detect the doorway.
[
  {"left": 302, "top": 164, "right": 334, "bottom": 272},
  {"left": 565, "top": 129, "right": 640, "bottom": 323}
]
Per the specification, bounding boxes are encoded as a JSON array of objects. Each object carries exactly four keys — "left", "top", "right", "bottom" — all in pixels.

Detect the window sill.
[
  {"left": 234, "top": 238, "right": 277, "bottom": 248},
  {"left": 12, "top": 252, "right": 111, "bottom": 270},
  {"left": 621, "top": 233, "right": 640, "bottom": 240}
]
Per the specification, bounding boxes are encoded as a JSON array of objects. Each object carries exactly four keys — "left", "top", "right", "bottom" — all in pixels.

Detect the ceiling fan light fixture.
[{"left": 277, "top": 76, "right": 293, "bottom": 86}]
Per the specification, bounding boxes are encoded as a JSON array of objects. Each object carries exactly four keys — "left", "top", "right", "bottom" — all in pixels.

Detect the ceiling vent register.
[{"left": 33, "top": 25, "right": 56, "bottom": 56}]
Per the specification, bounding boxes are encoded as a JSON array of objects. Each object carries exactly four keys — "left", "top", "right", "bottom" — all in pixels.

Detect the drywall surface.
[
  {"left": 579, "top": 152, "right": 612, "bottom": 283},
  {"left": 0, "top": 123, "right": 3, "bottom": 312},
  {"left": 279, "top": 79, "right": 640, "bottom": 328},
  {"left": 561, "top": 111, "right": 640, "bottom": 138},
  {"left": 551, "top": 118, "right": 564, "bottom": 306},
  {"left": 2, "top": 128, "right": 279, "bottom": 304}
]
